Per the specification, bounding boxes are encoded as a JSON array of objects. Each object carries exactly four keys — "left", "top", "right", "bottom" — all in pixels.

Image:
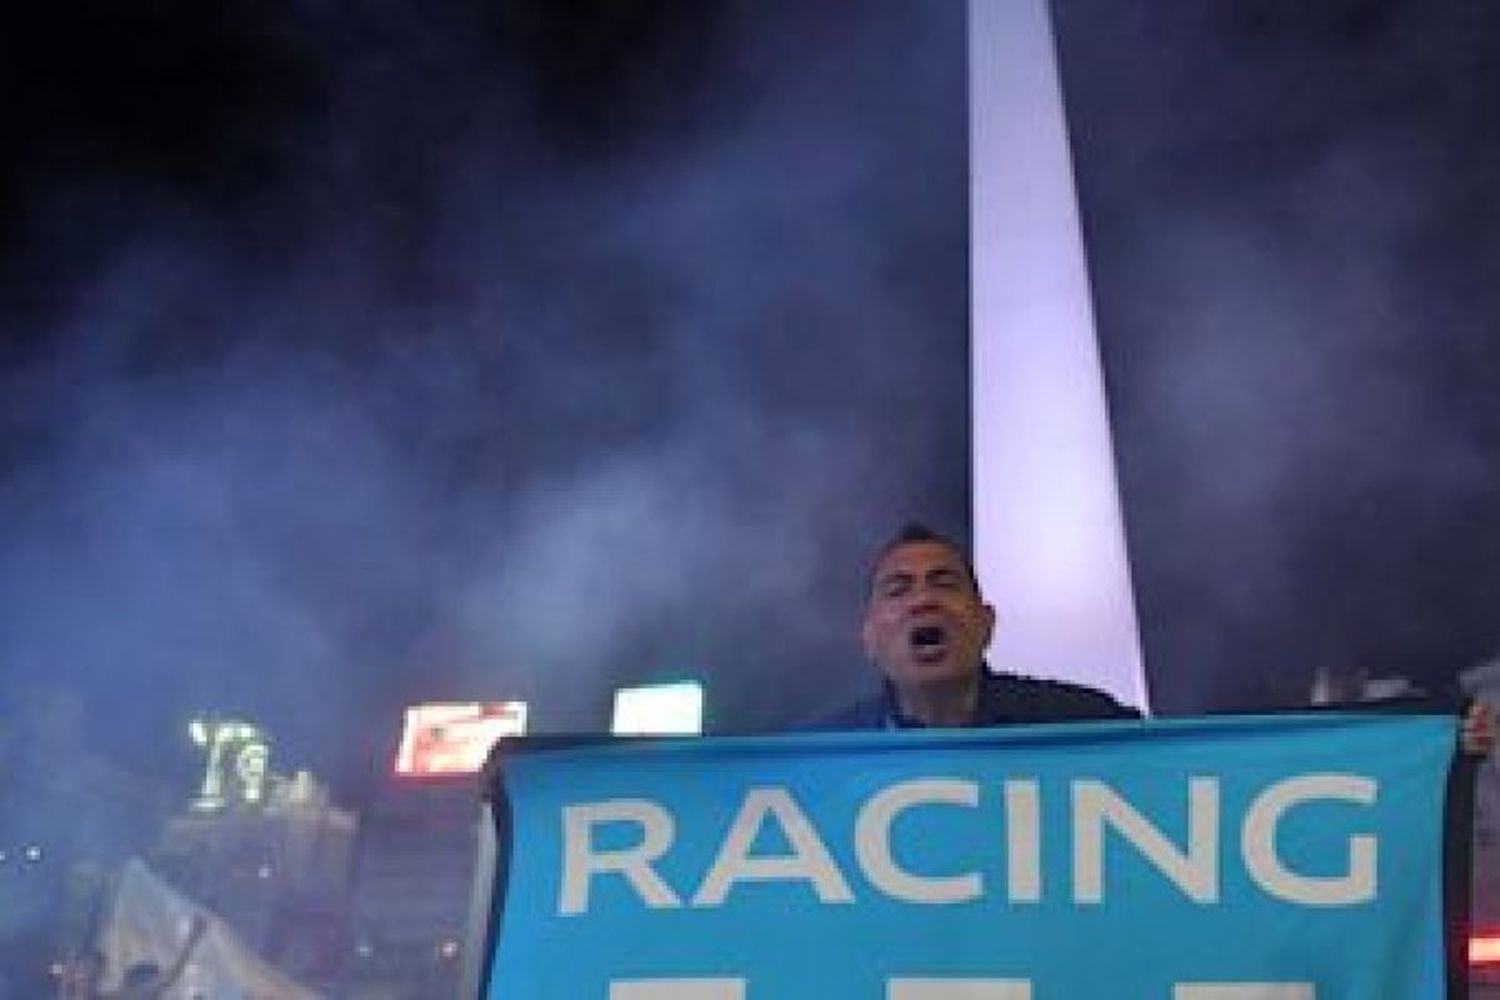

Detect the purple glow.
[{"left": 968, "top": 0, "right": 1148, "bottom": 711}]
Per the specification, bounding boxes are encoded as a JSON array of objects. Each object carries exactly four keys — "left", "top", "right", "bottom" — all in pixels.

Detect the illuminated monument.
[{"left": 969, "top": 0, "right": 1148, "bottom": 712}]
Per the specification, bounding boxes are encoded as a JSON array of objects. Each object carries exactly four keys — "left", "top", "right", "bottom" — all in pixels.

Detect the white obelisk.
[{"left": 969, "top": 0, "right": 1149, "bottom": 711}]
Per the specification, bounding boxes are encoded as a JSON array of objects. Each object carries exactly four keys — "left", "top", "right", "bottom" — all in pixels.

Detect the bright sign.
[
  {"left": 395, "top": 702, "right": 528, "bottom": 776},
  {"left": 611, "top": 681, "right": 704, "bottom": 736},
  {"left": 484, "top": 713, "right": 1465, "bottom": 997},
  {"left": 188, "top": 718, "right": 270, "bottom": 811}
]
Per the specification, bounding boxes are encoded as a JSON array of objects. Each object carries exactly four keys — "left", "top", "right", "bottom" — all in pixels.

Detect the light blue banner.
[{"left": 487, "top": 713, "right": 1456, "bottom": 999}]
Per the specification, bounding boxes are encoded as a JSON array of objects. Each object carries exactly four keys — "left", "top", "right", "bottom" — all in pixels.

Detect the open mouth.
[{"left": 909, "top": 624, "right": 948, "bottom": 659}]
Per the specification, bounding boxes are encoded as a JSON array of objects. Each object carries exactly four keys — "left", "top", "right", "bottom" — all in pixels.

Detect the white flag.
[{"left": 97, "top": 859, "right": 321, "bottom": 1000}]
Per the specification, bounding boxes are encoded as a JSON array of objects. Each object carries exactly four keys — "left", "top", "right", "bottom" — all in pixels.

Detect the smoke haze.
[
  {"left": 4, "top": 0, "right": 1500, "bottom": 885},
  {"left": 0, "top": 2, "right": 969, "bottom": 800},
  {"left": 1055, "top": 0, "right": 1500, "bottom": 710}
]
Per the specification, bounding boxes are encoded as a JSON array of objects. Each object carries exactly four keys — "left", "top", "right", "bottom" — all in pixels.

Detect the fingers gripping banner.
[{"left": 482, "top": 713, "right": 1467, "bottom": 998}]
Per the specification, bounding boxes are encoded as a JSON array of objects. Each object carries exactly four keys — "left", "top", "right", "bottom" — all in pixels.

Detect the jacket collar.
[{"left": 880, "top": 667, "right": 994, "bottom": 729}]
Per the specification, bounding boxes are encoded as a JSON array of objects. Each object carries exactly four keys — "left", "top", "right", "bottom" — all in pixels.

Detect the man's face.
[{"left": 861, "top": 540, "right": 994, "bottom": 693}]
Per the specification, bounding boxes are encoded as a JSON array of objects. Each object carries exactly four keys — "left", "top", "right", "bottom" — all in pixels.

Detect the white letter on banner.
[
  {"left": 610, "top": 980, "right": 745, "bottom": 999},
  {"left": 559, "top": 800, "right": 680, "bottom": 915},
  {"left": 889, "top": 979, "right": 1032, "bottom": 999},
  {"left": 1003, "top": 780, "right": 1042, "bottom": 903},
  {"left": 1243, "top": 774, "right": 1376, "bottom": 906},
  {"left": 855, "top": 779, "right": 983, "bottom": 904},
  {"left": 1175, "top": 985, "right": 1314, "bottom": 999},
  {"left": 692, "top": 787, "right": 854, "bottom": 906},
  {"left": 1073, "top": 778, "right": 1219, "bottom": 903}
]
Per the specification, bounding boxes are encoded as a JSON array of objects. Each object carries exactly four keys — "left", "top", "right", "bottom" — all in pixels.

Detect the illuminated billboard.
[
  {"left": 188, "top": 718, "right": 270, "bottom": 812},
  {"left": 610, "top": 681, "right": 703, "bottom": 736},
  {"left": 395, "top": 702, "right": 528, "bottom": 777}
]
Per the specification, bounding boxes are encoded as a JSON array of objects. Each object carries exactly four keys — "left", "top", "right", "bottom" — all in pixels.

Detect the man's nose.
[{"left": 906, "top": 597, "right": 943, "bottom": 616}]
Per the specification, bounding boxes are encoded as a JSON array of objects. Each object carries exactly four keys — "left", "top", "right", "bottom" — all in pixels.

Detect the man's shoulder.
[
  {"left": 801, "top": 693, "right": 886, "bottom": 731},
  {"left": 983, "top": 671, "right": 1141, "bottom": 723}
]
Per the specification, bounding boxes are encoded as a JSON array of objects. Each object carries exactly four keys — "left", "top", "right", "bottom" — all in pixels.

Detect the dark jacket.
[{"left": 814, "top": 668, "right": 1140, "bottom": 729}]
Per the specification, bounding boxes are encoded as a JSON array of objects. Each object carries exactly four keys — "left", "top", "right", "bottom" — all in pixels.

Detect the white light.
[
  {"left": 611, "top": 681, "right": 704, "bottom": 736},
  {"left": 25, "top": 846, "right": 42, "bottom": 863},
  {"left": 969, "top": 0, "right": 1148, "bottom": 711},
  {"left": 189, "top": 720, "right": 209, "bottom": 746},
  {"left": 1474, "top": 933, "right": 1500, "bottom": 966}
]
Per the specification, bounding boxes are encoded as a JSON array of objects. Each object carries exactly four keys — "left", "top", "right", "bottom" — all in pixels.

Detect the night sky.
[
  {"left": 2, "top": 0, "right": 1499, "bottom": 807},
  {"left": 1056, "top": 1, "right": 1500, "bottom": 712}
]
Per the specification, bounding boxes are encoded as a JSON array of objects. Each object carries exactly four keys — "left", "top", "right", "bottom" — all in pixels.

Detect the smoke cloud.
[
  {"left": 0, "top": 0, "right": 968, "bottom": 812},
  {"left": 1053, "top": 0, "right": 1500, "bottom": 710}
]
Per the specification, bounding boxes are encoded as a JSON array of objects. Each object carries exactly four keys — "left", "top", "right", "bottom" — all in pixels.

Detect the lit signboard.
[
  {"left": 395, "top": 702, "right": 528, "bottom": 777},
  {"left": 610, "top": 681, "right": 704, "bottom": 736},
  {"left": 188, "top": 718, "right": 271, "bottom": 812}
]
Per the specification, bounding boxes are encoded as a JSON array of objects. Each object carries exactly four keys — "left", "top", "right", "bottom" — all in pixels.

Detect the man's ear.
[
  {"left": 979, "top": 603, "right": 996, "bottom": 649},
  {"left": 860, "top": 613, "right": 880, "bottom": 661}
]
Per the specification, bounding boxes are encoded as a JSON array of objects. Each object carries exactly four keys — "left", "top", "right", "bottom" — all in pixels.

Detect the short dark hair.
[{"left": 866, "top": 521, "right": 981, "bottom": 598}]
